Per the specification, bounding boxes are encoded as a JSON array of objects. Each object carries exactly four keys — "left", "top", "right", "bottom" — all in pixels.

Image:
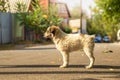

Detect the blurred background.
[{"left": 0, "top": 0, "right": 120, "bottom": 45}]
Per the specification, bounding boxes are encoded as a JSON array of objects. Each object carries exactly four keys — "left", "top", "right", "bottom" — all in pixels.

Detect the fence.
[
  {"left": 0, "top": 13, "right": 23, "bottom": 44},
  {"left": 0, "top": 13, "right": 13, "bottom": 44}
]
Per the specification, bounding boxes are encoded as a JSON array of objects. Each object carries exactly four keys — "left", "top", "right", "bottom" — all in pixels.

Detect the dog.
[{"left": 44, "top": 26, "right": 95, "bottom": 69}]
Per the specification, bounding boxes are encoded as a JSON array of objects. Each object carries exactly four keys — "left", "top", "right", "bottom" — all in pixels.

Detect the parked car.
[
  {"left": 103, "top": 36, "right": 110, "bottom": 42},
  {"left": 94, "top": 35, "right": 102, "bottom": 42}
]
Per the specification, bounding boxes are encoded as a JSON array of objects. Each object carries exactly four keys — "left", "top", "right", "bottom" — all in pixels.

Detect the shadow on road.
[
  {"left": 0, "top": 65, "right": 119, "bottom": 76},
  {"left": 0, "top": 64, "right": 60, "bottom": 68},
  {"left": 0, "top": 70, "right": 119, "bottom": 75},
  {"left": 73, "top": 78, "right": 101, "bottom": 80},
  {"left": 17, "top": 47, "right": 56, "bottom": 50},
  {"left": 0, "top": 64, "right": 120, "bottom": 69}
]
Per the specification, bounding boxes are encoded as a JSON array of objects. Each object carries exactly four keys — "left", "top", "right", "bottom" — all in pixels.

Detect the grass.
[{"left": 0, "top": 44, "right": 15, "bottom": 50}]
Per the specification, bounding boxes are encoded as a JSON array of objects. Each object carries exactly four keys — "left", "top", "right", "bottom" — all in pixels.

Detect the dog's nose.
[
  {"left": 43, "top": 35, "right": 47, "bottom": 38},
  {"left": 44, "top": 33, "right": 48, "bottom": 38}
]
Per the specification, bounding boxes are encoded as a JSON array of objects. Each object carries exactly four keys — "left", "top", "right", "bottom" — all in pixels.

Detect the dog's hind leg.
[
  {"left": 83, "top": 47, "right": 95, "bottom": 69},
  {"left": 60, "top": 51, "right": 69, "bottom": 68}
]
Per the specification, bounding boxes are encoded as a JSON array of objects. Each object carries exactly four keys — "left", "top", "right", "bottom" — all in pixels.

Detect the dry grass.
[{"left": 0, "top": 44, "right": 15, "bottom": 50}]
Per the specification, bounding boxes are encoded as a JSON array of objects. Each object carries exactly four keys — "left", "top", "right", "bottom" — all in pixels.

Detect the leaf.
[{"left": 103, "top": 50, "right": 113, "bottom": 53}]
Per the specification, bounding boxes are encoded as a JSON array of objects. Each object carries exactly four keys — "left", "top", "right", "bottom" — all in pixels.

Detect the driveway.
[{"left": 0, "top": 43, "right": 120, "bottom": 80}]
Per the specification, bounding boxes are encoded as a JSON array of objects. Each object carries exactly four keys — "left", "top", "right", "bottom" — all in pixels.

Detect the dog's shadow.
[{"left": 0, "top": 65, "right": 120, "bottom": 75}]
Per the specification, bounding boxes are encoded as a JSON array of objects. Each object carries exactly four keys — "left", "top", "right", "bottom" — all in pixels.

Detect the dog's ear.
[{"left": 50, "top": 26, "right": 58, "bottom": 36}]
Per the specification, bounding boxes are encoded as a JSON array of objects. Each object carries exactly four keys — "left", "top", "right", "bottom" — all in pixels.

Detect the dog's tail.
[
  {"left": 85, "top": 34, "right": 95, "bottom": 43},
  {"left": 90, "top": 35, "right": 95, "bottom": 40}
]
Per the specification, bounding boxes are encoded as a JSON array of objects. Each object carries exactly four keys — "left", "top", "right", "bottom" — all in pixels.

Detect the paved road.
[{"left": 0, "top": 43, "right": 120, "bottom": 80}]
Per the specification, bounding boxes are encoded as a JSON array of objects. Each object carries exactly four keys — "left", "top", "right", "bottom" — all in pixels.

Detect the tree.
[
  {"left": 17, "top": 0, "right": 63, "bottom": 41},
  {"left": 95, "top": 0, "right": 120, "bottom": 24},
  {"left": 70, "top": 5, "right": 87, "bottom": 19},
  {"left": 87, "top": 0, "right": 120, "bottom": 41},
  {"left": 15, "top": 1, "right": 27, "bottom": 13},
  {"left": 87, "top": 13, "right": 106, "bottom": 36},
  {"left": 0, "top": 0, "right": 10, "bottom": 12}
]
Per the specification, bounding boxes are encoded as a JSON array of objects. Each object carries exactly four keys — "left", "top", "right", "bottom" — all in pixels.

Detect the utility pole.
[{"left": 80, "top": 0, "right": 82, "bottom": 33}]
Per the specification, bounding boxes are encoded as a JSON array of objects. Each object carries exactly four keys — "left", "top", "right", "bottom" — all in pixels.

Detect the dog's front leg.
[{"left": 60, "top": 51, "right": 69, "bottom": 68}]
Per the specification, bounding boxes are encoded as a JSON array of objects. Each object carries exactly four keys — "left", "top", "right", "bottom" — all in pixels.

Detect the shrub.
[
  {"left": 16, "top": 0, "right": 63, "bottom": 41},
  {"left": 62, "top": 26, "right": 72, "bottom": 33}
]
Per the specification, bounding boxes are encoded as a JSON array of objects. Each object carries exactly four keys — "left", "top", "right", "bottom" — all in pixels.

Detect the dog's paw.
[
  {"left": 59, "top": 65, "right": 67, "bottom": 68},
  {"left": 85, "top": 66, "right": 92, "bottom": 69}
]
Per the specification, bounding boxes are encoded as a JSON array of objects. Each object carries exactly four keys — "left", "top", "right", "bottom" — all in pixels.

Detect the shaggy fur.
[{"left": 44, "top": 26, "right": 95, "bottom": 69}]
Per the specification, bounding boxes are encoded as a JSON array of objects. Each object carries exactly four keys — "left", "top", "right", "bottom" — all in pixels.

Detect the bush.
[
  {"left": 16, "top": 0, "right": 63, "bottom": 41},
  {"left": 62, "top": 26, "right": 72, "bottom": 33}
]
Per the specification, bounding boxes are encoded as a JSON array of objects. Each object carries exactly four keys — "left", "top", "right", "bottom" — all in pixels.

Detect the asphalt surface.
[{"left": 0, "top": 43, "right": 120, "bottom": 80}]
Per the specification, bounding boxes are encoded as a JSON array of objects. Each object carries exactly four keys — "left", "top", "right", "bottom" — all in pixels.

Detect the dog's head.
[{"left": 44, "top": 26, "right": 59, "bottom": 38}]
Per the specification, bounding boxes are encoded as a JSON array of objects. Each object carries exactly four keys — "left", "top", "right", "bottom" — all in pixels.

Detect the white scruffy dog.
[{"left": 44, "top": 26, "right": 95, "bottom": 69}]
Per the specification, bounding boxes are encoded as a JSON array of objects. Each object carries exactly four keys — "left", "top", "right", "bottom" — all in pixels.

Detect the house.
[
  {"left": 50, "top": 2, "right": 71, "bottom": 26},
  {"left": 69, "top": 19, "right": 87, "bottom": 34},
  {"left": 0, "top": 0, "right": 71, "bottom": 43}
]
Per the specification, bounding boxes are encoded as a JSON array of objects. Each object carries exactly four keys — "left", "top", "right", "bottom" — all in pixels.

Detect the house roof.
[
  {"left": 58, "top": 2, "right": 71, "bottom": 18},
  {"left": 8, "top": 0, "right": 71, "bottom": 18},
  {"left": 50, "top": 2, "right": 71, "bottom": 18}
]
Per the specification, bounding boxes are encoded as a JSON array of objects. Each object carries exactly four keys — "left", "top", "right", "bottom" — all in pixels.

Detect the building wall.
[
  {"left": 69, "top": 19, "right": 87, "bottom": 33},
  {"left": 39, "top": 0, "right": 49, "bottom": 9},
  {"left": 51, "top": 2, "right": 70, "bottom": 26}
]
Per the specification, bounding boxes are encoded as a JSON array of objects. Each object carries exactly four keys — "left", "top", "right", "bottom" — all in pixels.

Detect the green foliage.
[
  {"left": 70, "top": 5, "right": 80, "bottom": 19},
  {"left": 87, "top": 0, "right": 120, "bottom": 41},
  {"left": 94, "top": 0, "right": 120, "bottom": 24},
  {"left": 70, "top": 5, "right": 87, "bottom": 19},
  {"left": 0, "top": 0, "right": 10, "bottom": 12},
  {"left": 95, "top": 0, "right": 120, "bottom": 14},
  {"left": 62, "top": 26, "right": 72, "bottom": 33},
  {"left": 87, "top": 12, "right": 118, "bottom": 41},
  {"left": 48, "top": 4, "right": 63, "bottom": 26},
  {"left": 17, "top": 0, "right": 63, "bottom": 34},
  {"left": 87, "top": 16, "right": 106, "bottom": 37}
]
